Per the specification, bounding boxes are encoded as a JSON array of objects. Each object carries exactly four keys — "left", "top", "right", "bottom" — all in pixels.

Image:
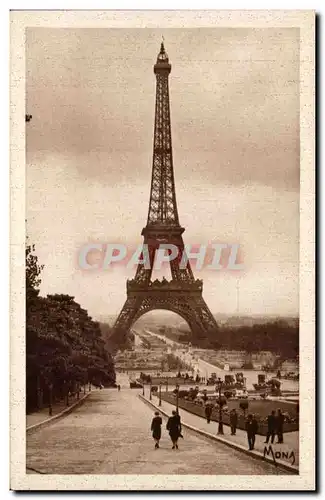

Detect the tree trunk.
[
  {"left": 36, "top": 375, "right": 42, "bottom": 409},
  {"left": 49, "top": 384, "right": 53, "bottom": 416}
]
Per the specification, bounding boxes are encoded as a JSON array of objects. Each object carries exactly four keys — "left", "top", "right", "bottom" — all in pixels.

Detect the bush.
[
  {"left": 216, "top": 395, "right": 227, "bottom": 407},
  {"left": 178, "top": 390, "right": 189, "bottom": 398},
  {"left": 187, "top": 388, "right": 199, "bottom": 400},
  {"left": 239, "top": 401, "right": 249, "bottom": 414}
]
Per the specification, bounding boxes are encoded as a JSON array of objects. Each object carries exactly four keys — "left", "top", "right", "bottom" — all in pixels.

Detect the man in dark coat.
[
  {"left": 230, "top": 409, "right": 238, "bottom": 435},
  {"left": 276, "top": 408, "right": 284, "bottom": 444},
  {"left": 166, "top": 410, "right": 182, "bottom": 449},
  {"left": 246, "top": 414, "right": 258, "bottom": 450},
  {"left": 205, "top": 403, "right": 213, "bottom": 424},
  {"left": 264, "top": 410, "right": 276, "bottom": 444},
  {"left": 151, "top": 411, "right": 163, "bottom": 449}
]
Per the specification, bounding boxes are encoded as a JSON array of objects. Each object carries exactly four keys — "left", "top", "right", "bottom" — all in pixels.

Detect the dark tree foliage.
[
  {"left": 208, "top": 322, "right": 298, "bottom": 361},
  {"left": 158, "top": 320, "right": 298, "bottom": 361},
  {"left": 239, "top": 400, "right": 249, "bottom": 415},
  {"left": 26, "top": 244, "right": 116, "bottom": 413},
  {"left": 26, "top": 242, "right": 44, "bottom": 301},
  {"left": 100, "top": 323, "right": 135, "bottom": 353}
]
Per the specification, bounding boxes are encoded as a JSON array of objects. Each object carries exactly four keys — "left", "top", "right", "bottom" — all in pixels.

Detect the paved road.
[
  {"left": 26, "top": 386, "right": 285, "bottom": 475},
  {"left": 141, "top": 329, "right": 298, "bottom": 392}
]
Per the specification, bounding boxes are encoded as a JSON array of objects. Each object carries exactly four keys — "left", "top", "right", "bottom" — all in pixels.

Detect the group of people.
[
  {"left": 151, "top": 410, "right": 182, "bottom": 449},
  {"left": 204, "top": 404, "right": 285, "bottom": 451},
  {"left": 264, "top": 409, "right": 285, "bottom": 444},
  {"left": 245, "top": 410, "right": 284, "bottom": 450}
]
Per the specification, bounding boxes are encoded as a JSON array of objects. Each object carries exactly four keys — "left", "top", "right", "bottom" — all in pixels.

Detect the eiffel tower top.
[
  {"left": 144, "top": 41, "right": 180, "bottom": 233},
  {"left": 154, "top": 41, "right": 171, "bottom": 74}
]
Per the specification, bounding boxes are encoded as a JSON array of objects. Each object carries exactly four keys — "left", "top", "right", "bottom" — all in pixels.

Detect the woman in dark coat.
[
  {"left": 205, "top": 403, "right": 213, "bottom": 424},
  {"left": 151, "top": 411, "right": 162, "bottom": 449},
  {"left": 166, "top": 410, "right": 182, "bottom": 449}
]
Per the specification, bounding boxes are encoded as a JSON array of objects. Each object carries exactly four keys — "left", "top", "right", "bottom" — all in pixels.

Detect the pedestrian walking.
[
  {"left": 264, "top": 410, "right": 276, "bottom": 444},
  {"left": 246, "top": 413, "right": 258, "bottom": 450},
  {"left": 230, "top": 409, "right": 238, "bottom": 435},
  {"left": 166, "top": 410, "right": 182, "bottom": 449},
  {"left": 205, "top": 403, "right": 213, "bottom": 424},
  {"left": 276, "top": 408, "right": 284, "bottom": 444},
  {"left": 151, "top": 411, "right": 162, "bottom": 449},
  {"left": 117, "top": 384, "right": 121, "bottom": 392}
]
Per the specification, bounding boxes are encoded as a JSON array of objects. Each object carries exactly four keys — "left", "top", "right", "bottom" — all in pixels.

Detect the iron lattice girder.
[
  {"left": 147, "top": 69, "right": 179, "bottom": 225},
  {"left": 133, "top": 227, "right": 195, "bottom": 284},
  {"left": 112, "top": 43, "right": 218, "bottom": 344}
]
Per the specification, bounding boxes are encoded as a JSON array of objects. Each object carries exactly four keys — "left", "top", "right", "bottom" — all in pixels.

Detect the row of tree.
[
  {"left": 159, "top": 321, "right": 298, "bottom": 361},
  {"left": 209, "top": 322, "right": 299, "bottom": 360},
  {"left": 26, "top": 242, "right": 116, "bottom": 413},
  {"left": 161, "top": 353, "right": 191, "bottom": 372}
]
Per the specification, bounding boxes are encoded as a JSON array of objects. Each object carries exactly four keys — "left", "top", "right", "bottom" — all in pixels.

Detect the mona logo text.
[{"left": 263, "top": 445, "right": 296, "bottom": 466}]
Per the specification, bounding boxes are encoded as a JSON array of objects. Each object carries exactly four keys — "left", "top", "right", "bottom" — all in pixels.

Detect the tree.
[
  {"left": 267, "top": 378, "right": 281, "bottom": 396},
  {"left": 26, "top": 241, "right": 44, "bottom": 302},
  {"left": 25, "top": 244, "right": 116, "bottom": 411},
  {"left": 239, "top": 401, "right": 249, "bottom": 417},
  {"left": 224, "top": 390, "right": 233, "bottom": 400}
]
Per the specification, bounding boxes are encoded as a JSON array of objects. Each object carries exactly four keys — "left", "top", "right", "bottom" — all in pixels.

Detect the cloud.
[{"left": 26, "top": 27, "right": 299, "bottom": 318}]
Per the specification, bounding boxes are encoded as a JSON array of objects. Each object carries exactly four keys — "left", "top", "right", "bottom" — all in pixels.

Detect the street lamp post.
[
  {"left": 149, "top": 381, "right": 152, "bottom": 401},
  {"left": 142, "top": 383, "right": 145, "bottom": 396},
  {"left": 216, "top": 377, "right": 224, "bottom": 435},
  {"left": 159, "top": 382, "right": 162, "bottom": 406},
  {"left": 176, "top": 384, "right": 180, "bottom": 414},
  {"left": 166, "top": 378, "right": 168, "bottom": 393}
]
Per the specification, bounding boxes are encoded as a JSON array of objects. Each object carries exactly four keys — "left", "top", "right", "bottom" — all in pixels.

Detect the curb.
[
  {"left": 139, "top": 395, "right": 299, "bottom": 475},
  {"left": 26, "top": 392, "right": 92, "bottom": 434}
]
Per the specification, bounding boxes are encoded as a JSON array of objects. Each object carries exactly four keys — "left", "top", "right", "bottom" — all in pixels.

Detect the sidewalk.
[
  {"left": 26, "top": 389, "right": 93, "bottom": 429},
  {"left": 145, "top": 394, "right": 299, "bottom": 469}
]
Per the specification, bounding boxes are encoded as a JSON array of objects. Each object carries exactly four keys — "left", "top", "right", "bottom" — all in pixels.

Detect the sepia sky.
[{"left": 26, "top": 27, "right": 299, "bottom": 321}]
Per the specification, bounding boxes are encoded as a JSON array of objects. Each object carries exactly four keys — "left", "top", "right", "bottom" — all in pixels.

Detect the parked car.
[{"left": 130, "top": 381, "right": 143, "bottom": 389}]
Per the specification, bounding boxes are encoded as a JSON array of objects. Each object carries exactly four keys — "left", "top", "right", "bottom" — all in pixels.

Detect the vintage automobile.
[
  {"left": 253, "top": 373, "right": 268, "bottom": 391},
  {"left": 129, "top": 381, "right": 143, "bottom": 389}
]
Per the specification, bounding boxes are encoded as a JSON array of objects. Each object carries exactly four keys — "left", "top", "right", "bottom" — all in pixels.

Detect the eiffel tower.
[{"left": 112, "top": 42, "right": 218, "bottom": 346}]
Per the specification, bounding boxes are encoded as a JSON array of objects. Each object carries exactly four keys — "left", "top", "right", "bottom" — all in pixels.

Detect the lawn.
[
  {"left": 225, "top": 399, "right": 298, "bottom": 420},
  {"left": 160, "top": 394, "right": 299, "bottom": 434}
]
